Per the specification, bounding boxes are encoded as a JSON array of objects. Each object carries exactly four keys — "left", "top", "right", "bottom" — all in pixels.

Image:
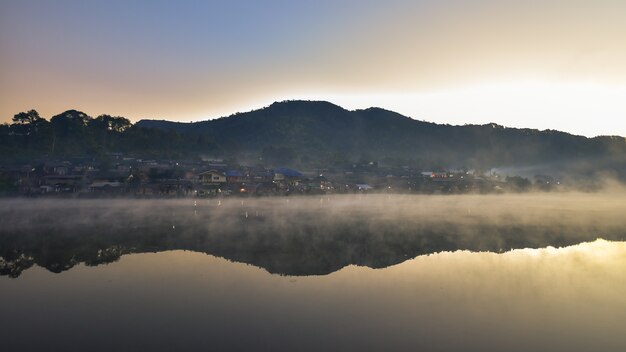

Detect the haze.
[
  {"left": 2, "top": 192, "right": 626, "bottom": 351},
  {"left": 2, "top": 0, "right": 626, "bottom": 137},
  {"left": 2, "top": 190, "right": 625, "bottom": 278}
]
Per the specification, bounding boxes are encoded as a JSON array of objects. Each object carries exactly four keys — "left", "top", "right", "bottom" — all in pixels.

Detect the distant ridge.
[
  {"left": 2, "top": 100, "right": 624, "bottom": 176},
  {"left": 136, "top": 100, "right": 626, "bottom": 170}
]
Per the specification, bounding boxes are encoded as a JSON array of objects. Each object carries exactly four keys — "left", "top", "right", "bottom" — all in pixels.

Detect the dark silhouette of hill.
[
  {"left": 3, "top": 100, "right": 625, "bottom": 175},
  {"left": 137, "top": 100, "right": 626, "bottom": 169}
]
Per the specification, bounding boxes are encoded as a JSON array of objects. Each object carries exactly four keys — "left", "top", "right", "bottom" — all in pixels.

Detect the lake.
[{"left": 1, "top": 194, "right": 625, "bottom": 351}]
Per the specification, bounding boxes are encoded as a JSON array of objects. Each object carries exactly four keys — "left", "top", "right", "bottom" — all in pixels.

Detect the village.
[{"left": 0, "top": 154, "right": 559, "bottom": 197}]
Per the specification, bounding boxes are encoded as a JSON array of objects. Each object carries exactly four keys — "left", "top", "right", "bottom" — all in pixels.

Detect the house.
[
  {"left": 273, "top": 167, "right": 303, "bottom": 181},
  {"left": 250, "top": 169, "right": 274, "bottom": 182},
  {"left": 226, "top": 170, "right": 244, "bottom": 184},
  {"left": 198, "top": 170, "right": 226, "bottom": 185},
  {"left": 421, "top": 171, "right": 448, "bottom": 179},
  {"left": 158, "top": 179, "right": 194, "bottom": 196},
  {"left": 44, "top": 161, "right": 72, "bottom": 176},
  {"left": 42, "top": 175, "right": 86, "bottom": 192},
  {"left": 89, "top": 181, "right": 122, "bottom": 193},
  {"left": 355, "top": 184, "right": 373, "bottom": 191},
  {"left": 205, "top": 160, "right": 227, "bottom": 170},
  {"left": 308, "top": 175, "right": 333, "bottom": 192}
]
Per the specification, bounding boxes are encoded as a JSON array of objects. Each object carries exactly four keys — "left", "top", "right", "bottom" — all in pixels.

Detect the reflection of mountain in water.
[{"left": 1, "top": 197, "right": 625, "bottom": 278}]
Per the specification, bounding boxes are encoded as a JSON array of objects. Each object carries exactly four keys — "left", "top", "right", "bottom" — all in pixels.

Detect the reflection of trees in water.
[{"left": 1, "top": 199, "right": 625, "bottom": 278}]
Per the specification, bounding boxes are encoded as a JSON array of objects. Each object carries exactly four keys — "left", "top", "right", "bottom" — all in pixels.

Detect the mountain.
[
  {"left": 3, "top": 100, "right": 624, "bottom": 176},
  {"left": 137, "top": 100, "right": 626, "bottom": 171}
]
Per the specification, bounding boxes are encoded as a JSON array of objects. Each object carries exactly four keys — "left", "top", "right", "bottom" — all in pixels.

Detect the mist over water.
[
  {"left": 1, "top": 192, "right": 625, "bottom": 277},
  {"left": 1, "top": 192, "right": 625, "bottom": 351}
]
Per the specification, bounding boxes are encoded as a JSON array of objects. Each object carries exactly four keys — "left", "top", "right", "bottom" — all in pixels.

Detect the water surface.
[{"left": 1, "top": 194, "right": 625, "bottom": 351}]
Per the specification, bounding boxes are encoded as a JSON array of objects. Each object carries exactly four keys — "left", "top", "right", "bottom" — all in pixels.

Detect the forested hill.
[
  {"left": 2, "top": 100, "right": 625, "bottom": 174},
  {"left": 137, "top": 100, "right": 626, "bottom": 168}
]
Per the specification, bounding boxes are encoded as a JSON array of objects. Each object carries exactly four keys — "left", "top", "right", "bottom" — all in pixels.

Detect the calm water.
[{"left": 1, "top": 194, "right": 625, "bottom": 351}]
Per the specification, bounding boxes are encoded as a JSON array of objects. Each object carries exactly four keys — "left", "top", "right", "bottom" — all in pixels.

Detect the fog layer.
[{"left": 1, "top": 192, "right": 625, "bottom": 277}]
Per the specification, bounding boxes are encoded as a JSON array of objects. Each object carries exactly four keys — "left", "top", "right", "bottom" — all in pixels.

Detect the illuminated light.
[{"left": 291, "top": 80, "right": 626, "bottom": 137}]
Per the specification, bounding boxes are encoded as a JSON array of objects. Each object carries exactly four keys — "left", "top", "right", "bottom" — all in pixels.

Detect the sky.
[{"left": 1, "top": 0, "right": 625, "bottom": 137}]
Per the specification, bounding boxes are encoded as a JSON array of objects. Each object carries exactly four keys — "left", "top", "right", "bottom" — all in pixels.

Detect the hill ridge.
[{"left": 134, "top": 100, "right": 625, "bottom": 172}]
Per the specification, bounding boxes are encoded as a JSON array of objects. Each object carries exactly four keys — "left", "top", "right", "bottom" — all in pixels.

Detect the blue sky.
[{"left": 1, "top": 0, "right": 625, "bottom": 136}]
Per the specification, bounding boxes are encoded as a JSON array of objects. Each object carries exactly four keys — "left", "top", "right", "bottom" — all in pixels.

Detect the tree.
[
  {"left": 12, "top": 109, "right": 49, "bottom": 136},
  {"left": 262, "top": 146, "right": 296, "bottom": 166},
  {"left": 12, "top": 110, "right": 44, "bottom": 125},
  {"left": 88, "top": 115, "right": 131, "bottom": 150},
  {"left": 91, "top": 115, "right": 131, "bottom": 133},
  {"left": 50, "top": 110, "right": 93, "bottom": 154},
  {"left": 7, "top": 110, "right": 52, "bottom": 153}
]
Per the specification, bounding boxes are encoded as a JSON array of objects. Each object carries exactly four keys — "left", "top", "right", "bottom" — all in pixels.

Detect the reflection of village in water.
[
  {"left": 3, "top": 237, "right": 625, "bottom": 352},
  {"left": 1, "top": 154, "right": 563, "bottom": 197},
  {"left": 2, "top": 192, "right": 624, "bottom": 278}
]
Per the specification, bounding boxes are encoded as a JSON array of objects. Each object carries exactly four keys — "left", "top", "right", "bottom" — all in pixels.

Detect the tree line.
[{"left": 0, "top": 109, "right": 218, "bottom": 161}]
